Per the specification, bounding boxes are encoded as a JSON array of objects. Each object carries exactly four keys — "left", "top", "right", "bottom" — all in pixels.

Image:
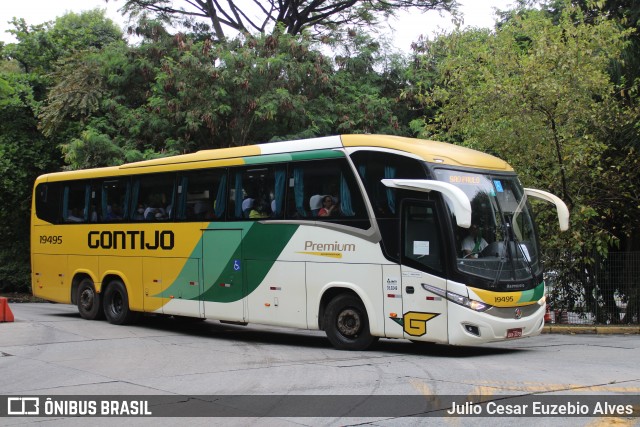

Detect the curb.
[{"left": 542, "top": 325, "right": 640, "bottom": 335}]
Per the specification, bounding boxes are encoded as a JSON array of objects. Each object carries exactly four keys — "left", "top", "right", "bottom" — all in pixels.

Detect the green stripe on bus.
[
  {"left": 518, "top": 282, "right": 544, "bottom": 303},
  {"left": 242, "top": 150, "right": 344, "bottom": 165},
  {"left": 290, "top": 150, "right": 344, "bottom": 161},
  {"left": 244, "top": 153, "right": 292, "bottom": 164},
  {"left": 159, "top": 222, "right": 299, "bottom": 303}
]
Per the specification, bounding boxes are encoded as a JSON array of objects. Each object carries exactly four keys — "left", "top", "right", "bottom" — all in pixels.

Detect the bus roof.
[
  {"left": 37, "top": 134, "right": 513, "bottom": 182},
  {"left": 341, "top": 135, "right": 512, "bottom": 171}
]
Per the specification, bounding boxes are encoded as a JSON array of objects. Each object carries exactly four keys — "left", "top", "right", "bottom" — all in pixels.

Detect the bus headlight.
[{"left": 421, "top": 283, "right": 492, "bottom": 312}]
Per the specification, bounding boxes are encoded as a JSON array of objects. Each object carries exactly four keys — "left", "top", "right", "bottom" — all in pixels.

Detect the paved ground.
[{"left": 1, "top": 303, "right": 638, "bottom": 426}]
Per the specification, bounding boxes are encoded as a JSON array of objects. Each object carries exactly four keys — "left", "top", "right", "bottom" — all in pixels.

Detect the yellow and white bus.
[{"left": 31, "top": 135, "right": 569, "bottom": 350}]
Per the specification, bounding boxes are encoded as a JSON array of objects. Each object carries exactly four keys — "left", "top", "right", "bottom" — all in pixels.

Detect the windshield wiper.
[
  {"left": 509, "top": 192, "right": 535, "bottom": 278},
  {"left": 489, "top": 186, "right": 514, "bottom": 284}
]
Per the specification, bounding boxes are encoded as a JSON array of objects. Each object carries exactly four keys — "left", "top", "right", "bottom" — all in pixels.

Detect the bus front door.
[
  {"left": 202, "top": 229, "right": 245, "bottom": 322},
  {"left": 400, "top": 200, "right": 449, "bottom": 344}
]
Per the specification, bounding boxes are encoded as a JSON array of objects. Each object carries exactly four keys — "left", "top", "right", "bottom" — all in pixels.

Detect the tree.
[
  {"left": 326, "top": 30, "right": 410, "bottom": 135},
  {"left": 42, "top": 18, "right": 420, "bottom": 165},
  {"left": 40, "top": 20, "right": 335, "bottom": 163},
  {"left": 120, "top": 0, "right": 457, "bottom": 40},
  {"left": 3, "top": 10, "right": 123, "bottom": 74},
  {"left": 0, "top": 73, "right": 60, "bottom": 292}
]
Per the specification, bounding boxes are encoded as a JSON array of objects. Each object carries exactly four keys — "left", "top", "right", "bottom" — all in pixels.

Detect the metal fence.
[{"left": 543, "top": 251, "right": 640, "bottom": 325}]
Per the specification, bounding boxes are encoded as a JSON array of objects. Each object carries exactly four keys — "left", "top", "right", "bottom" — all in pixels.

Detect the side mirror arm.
[
  {"left": 524, "top": 188, "right": 570, "bottom": 231},
  {"left": 381, "top": 179, "right": 472, "bottom": 228}
]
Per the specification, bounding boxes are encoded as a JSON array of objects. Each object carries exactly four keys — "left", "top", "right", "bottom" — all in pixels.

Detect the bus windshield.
[{"left": 434, "top": 169, "right": 541, "bottom": 286}]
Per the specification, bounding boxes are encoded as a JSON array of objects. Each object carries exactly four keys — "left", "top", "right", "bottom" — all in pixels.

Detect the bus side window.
[
  {"left": 286, "top": 158, "right": 369, "bottom": 229},
  {"left": 62, "top": 182, "right": 89, "bottom": 223},
  {"left": 229, "top": 166, "right": 285, "bottom": 220},
  {"left": 35, "top": 183, "right": 62, "bottom": 224},
  {"left": 130, "top": 173, "right": 176, "bottom": 222},
  {"left": 101, "top": 179, "right": 129, "bottom": 222},
  {"left": 402, "top": 202, "right": 444, "bottom": 275},
  {"left": 177, "top": 169, "right": 227, "bottom": 221}
]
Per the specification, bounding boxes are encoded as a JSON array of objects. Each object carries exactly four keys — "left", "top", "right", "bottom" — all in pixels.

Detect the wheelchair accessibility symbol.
[{"left": 233, "top": 259, "right": 241, "bottom": 271}]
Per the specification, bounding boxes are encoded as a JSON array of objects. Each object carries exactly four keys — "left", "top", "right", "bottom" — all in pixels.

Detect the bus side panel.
[
  {"left": 68, "top": 255, "right": 100, "bottom": 287},
  {"left": 32, "top": 254, "right": 69, "bottom": 303},
  {"left": 382, "top": 264, "right": 403, "bottom": 339},
  {"left": 201, "top": 229, "right": 245, "bottom": 322},
  {"left": 246, "top": 260, "right": 306, "bottom": 328},
  {"left": 99, "top": 255, "right": 143, "bottom": 311},
  {"left": 306, "top": 262, "right": 384, "bottom": 336},
  {"left": 148, "top": 257, "right": 203, "bottom": 317}
]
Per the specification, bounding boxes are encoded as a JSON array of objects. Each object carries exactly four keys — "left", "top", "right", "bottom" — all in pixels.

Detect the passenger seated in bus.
[
  {"left": 193, "top": 200, "right": 215, "bottom": 219},
  {"left": 249, "top": 198, "right": 270, "bottom": 219},
  {"left": 145, "top": 207, "right": 167, "bottom": 220},
  {"left": 318, "top": 195, "right": 338, "bottom": 217},
  {"left": 461, "top": 224, "right": 488, "bottom": 258},
  {"left": 309, "top": 194, "right": 323, "bottom": 216},
  {"left": 89, "top": 205, "right": 98, "bottom": 222},
  {"left": 105, "top": 205, "right": 123, "bottom": 221},
  {"left": 67, "top": 208, "right": 84, "bottom": 223},
  {"left": 133, "top": 203, "right": 145, "bottom": 220},
  {"left": 144, "top": 195, "right": 168, "bottom": 220},
  {"left": 242, "top": 197, "right": 254, "bottom": 218},
  {"left": 193, "top": 200, "right": 207, "bottom": 218}
]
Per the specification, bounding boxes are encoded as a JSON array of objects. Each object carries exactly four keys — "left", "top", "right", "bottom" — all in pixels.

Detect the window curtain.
[
  {"left": 274, "top": 168, "right": 286, "bottom": 217},
  {"left": 294, "top": 167, "right": 306, "bottom": 217},
  {"left": 131, "top": 180, "right": 140, "bottom": 220},
  {"left": 62, "top": 186, "right": 70, "bottom": 220},
  {"left": 384, "top": 165, "right": 396, "bottom": 214},
  {"left": 84, "top": 185, "right": 92, "bottom": 221},
  {"left": 122, "top": 181, "right": 131, "bottom": 219},
  {"left": 177, "top": 176, "right": 189, "bottom": 220},
  {"left": 215, "top": 174, "right": 227, "bottom": 218},
  {"left": 358, "top": 164, "right": 366, "bottom": 180},
  {"left": 339, "top": 174, "right": 354, "bottom": 217},
  {"left": 234, "top": 171, "right": 244, "bottom": 219},
  {"left": 101, "top": 185, "right": 109, "bottom": 219}
]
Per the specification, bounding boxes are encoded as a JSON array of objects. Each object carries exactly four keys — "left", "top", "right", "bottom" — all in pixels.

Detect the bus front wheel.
[
  {"left": 324, "top": 294, "right": 378, "bottom": 351},
  {"left": 77, "top": 278, "right": 104, "bottom": 320},
  {"left": 103, "top": 280, "right": 139, "bottom": 325}
]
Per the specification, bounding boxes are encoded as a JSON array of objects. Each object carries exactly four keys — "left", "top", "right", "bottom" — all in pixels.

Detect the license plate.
[{"left": 506, "top": 328, "right": 522, "bottom": 339}]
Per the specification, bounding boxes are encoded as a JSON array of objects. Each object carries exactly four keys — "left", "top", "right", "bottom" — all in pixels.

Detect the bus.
[{"left": 31, "top": 134, "right": 569, "bottom": 350}]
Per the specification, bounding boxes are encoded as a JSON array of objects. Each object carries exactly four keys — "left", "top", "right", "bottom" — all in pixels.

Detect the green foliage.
[
  {"left": 61, "top": 128, "right": 125, "bottom": 170},
  {"left": 145, "top": 30, "right": 334, "bottom": 148},
  {"left": 0, "top": 73, "right": 59, "bottom": 292},
  {"left": 3, "top": 10, "right": 123, "bottom": 74},
  {"left": 0, "top": 9, "right": 123, "bottom": 291},
  {"left": 328, "top": 31, "right": 409, "bottom": 135},
  {"left": 43, "top": 21, "right": 412, "bottom": 167}
]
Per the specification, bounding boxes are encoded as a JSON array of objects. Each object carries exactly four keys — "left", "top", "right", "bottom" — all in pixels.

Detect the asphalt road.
[{"left": 1, "top": 303, "right": 638, "bottom": 426}]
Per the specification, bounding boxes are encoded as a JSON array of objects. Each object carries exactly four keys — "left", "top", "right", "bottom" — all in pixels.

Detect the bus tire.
[
  {"left": 103, "top": 280, "right": 139, "bottom": 325},
  {"left": 77, "top": 278, "right": 104, "bottom": 320},
  {"left": 324, "top": 294, "right": 378, "bottom": 351}
]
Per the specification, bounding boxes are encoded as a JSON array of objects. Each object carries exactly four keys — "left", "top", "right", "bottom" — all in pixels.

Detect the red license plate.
[{"left": 506, "top": 328, "right": 523, "bottom": 339}]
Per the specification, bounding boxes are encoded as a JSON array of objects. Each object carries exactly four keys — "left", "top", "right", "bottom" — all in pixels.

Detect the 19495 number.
[
  {"left": 40, "top": 235, "right": 63, "bottom": 244},
  {"left": 495, "top": 296, "right": 514, "bottom": 303}
]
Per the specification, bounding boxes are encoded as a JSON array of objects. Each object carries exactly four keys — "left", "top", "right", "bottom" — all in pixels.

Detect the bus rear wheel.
[
  {"left": 324, "top": 294, "right": 378, "bottom": 350},
  {"left": 77, "top": 278, "right": 104, "bottom": 320},
  {"left": 103, "top": 280, "right": 139, "bottom": 325}
]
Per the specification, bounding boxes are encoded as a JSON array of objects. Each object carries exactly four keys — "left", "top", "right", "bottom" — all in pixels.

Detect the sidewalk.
[{"left": 543, "top": 324, "right": 640, "bottom": 334}]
